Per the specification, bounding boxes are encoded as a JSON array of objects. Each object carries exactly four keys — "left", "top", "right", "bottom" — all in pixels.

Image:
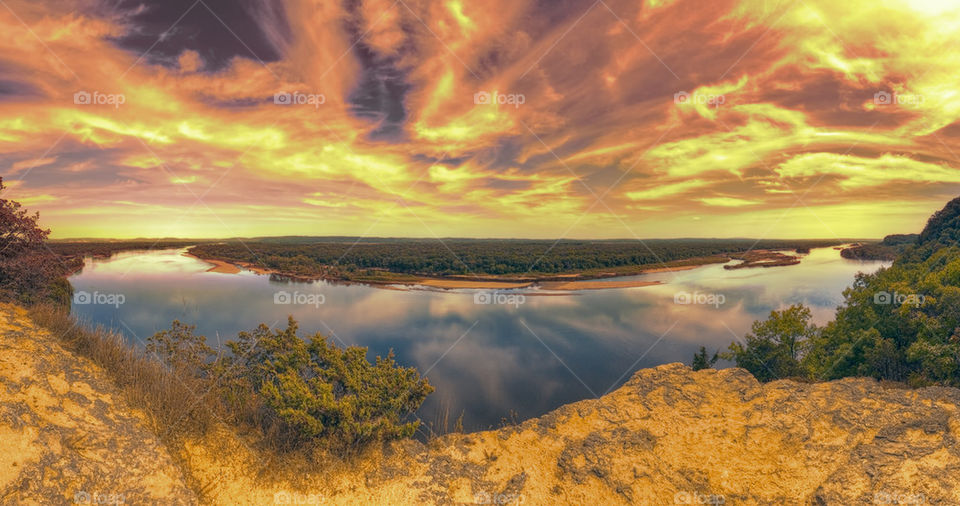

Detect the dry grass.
[
  {"left": 27, "top": 304, "right": 216, "bottom": 438},
  {"left": 26, "top": 304, "right": 230, "bottom": 500}
]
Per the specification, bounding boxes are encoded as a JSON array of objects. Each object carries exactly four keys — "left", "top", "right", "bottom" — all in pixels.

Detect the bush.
[
  {"left": 146, "top": 320, "right": 214, "bottom": 377},
  {"left": 150, "top": 316, "right": 433, "bottom": 451}
]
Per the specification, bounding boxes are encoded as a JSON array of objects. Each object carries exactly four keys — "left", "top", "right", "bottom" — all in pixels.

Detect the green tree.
[
  {"left": 723, "top": 304, "right": 817, "bottom": 382},
  {"left": 691, "top": 346, "right": 718, "bottom": 371}
]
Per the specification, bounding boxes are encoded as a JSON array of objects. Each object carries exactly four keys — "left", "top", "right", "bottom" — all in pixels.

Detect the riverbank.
[{"left": 55, "top": 240, "right": 854, "bottom": 292}]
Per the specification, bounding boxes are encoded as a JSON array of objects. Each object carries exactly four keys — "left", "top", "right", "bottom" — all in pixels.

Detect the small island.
[{"left": 723, "top": 250, "right": 802, "bottom": 269}]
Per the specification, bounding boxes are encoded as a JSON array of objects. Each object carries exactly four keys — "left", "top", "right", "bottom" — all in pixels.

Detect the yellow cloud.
[
  {"left": 775, "top": 153, "right": 960, "bottom": 189},
  {"left": 698, "top": 197, "right": 759, "bottom": 207},
  {"left": 1, "top": 0, "right": 958, "bottom": 240},
  {"left": 626, "top": 180, "right": 708, "bottom": 201}
]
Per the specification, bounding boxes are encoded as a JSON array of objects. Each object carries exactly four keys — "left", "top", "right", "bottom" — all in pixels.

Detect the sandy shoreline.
[
  {"left": 539, "top": 280, "right": 663, "bottom": 290},
  {"left": 417, "top": 279, "right": 532, "bottom": 289},
  {"left": 182, "top": 252, "right": 242, "bottom": 274},
  {"left": 632, "top": 265, "right": 700, "bottom": 274}
]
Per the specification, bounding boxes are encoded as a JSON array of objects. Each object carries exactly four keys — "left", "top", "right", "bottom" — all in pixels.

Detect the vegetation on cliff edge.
[
  {"left": 0, "top": 178, "right": 71, "bottom": 306},
  {"left": 708, "top": 196, "right": 960, "bottom": 387}
]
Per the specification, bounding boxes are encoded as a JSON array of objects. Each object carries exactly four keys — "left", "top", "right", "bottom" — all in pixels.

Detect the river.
[{"left": 69, "top": 246, "right": 889, "bottom": 431}]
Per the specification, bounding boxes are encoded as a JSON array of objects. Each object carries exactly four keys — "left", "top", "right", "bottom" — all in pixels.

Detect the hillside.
[
  {"left": 0, "top": 304, "right": 195, "bottom": 504},
  {"left": 1, "top": 304, "right": 958, "bottom": 504}
]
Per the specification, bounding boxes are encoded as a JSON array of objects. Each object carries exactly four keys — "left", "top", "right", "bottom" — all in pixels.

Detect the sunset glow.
[{"left": 2, "top": 0, "right": 960, "bottom": 239}]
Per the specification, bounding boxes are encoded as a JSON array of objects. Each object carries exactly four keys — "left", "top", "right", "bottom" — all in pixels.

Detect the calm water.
[{"left": 69, "top": 247, "right": 888, "bottom": 431}]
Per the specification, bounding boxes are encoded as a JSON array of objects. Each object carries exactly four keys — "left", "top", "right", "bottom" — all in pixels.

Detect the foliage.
[
  {"left": 691, "top": 346, "right": 718, "bottom": 371},
  {"left": 48, "top": 240, "right": 199, "bottom": 259},
  {"left": 881, "top": 234, "right": 919, "bottom": 246},
  {"left": 0, "top": 178, "right": 70, "bottom": 305},
  {"left": 723, "top": 305, "right": 817, "bottom": 381},
  {"left": 918, "top": 198, "right": 960, "bottom": 246},
  {"left": 809, "top": 245, "right": 960, "bottom": 386},
  {"left": 727, "top": 196, "right": 960, "bottom": 387},
  {"left": 146, "top": 320, "right": 214, "bottom": 376},
  {"left": 150, "top": 316, "right": 433, "bottom": 450}
]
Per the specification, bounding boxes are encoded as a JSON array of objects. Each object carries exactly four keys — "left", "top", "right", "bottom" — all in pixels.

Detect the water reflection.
[{"left": 70, "top": 247, "right": 889, "bottom": 430}]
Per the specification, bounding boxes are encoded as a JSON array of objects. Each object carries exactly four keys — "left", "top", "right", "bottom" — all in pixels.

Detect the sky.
[{"left": 1, "top": 0, "right": 959, "bottom": 239}]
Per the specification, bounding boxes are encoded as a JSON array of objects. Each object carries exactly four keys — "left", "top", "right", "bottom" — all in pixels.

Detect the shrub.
[
  {"left": 150, "top": 316, "right": 433, "bottom": 451},
  {"left": 222, "top": 317, "right": 432, "bottom": 448},
  {"left": 146, "top": 320, "right": 214, "bottom": 377}
]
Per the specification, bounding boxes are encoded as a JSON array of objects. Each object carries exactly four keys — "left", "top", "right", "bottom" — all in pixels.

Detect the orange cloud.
[{"left": 0, "top": 0, "right": 957, "bottom": 240}]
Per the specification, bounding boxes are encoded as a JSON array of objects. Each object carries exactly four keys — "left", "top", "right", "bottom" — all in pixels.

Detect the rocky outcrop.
[
  {"left": 355, "top": 364, "right": 960, "bottom": 505},
  {"left": 0, "top": 305, "right": 195, "bottom": 504},
  {"left": 2, "top": 303, "right": 958, "bottom": 504},
  {"left": 185, "top": 362, "right": 960, "bottom": 505}
]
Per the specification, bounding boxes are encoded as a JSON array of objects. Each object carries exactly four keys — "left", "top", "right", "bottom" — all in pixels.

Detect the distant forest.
[{"left": 186, "top": 238, "right": 848, "bottom": 279}]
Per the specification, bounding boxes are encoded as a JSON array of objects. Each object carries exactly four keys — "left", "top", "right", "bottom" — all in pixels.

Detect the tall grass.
[{"left": 28, "top": 304, "right": 216, "bottom": 438}]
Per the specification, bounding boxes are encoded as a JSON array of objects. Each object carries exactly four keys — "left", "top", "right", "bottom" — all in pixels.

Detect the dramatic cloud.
[{"left": 2, "top": 0, "right": 959, "bottom": 239}]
